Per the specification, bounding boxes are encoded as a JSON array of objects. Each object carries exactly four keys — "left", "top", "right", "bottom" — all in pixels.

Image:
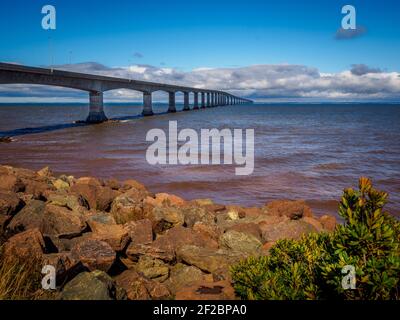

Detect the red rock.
[
  {"left": 0, "top": 190, "right": 23, "bottom": 215},
  {"left": 71, "top": 239, "right": 116, "bottom": 272},
  {"left": 192, "top": 222, "right": 221, "bottom": 242},
  {"left": 124, "top": 219, "right": 153, "bottom": 245},
  {"left": 88, "top": 220, "right": 130, "bottom": 251},
  {"left": 110, "top": 194, "right": 144, "bottom": 224},
  {"left": 242, "top": 207, "right": 264, "bottom": 218},
  {"left": 261, "top": 220, "right": 317, "bottom": 243},
  {"left": 320, "top": 215, "right": 337, "bottom": 231},
  {"left": 126, "top": 241, "right": 175, "bottom": 263},
  {"left": 22, "top": 178, "right": 55, "bottom": 200},
  {"left": 3, "top": 228, "right": 45, "bottom": 262},
  {"left": 0, "top": 214, "right": 12, "bottom": 231},
  {"left": 302, "top": 216, "right": 324, "bottom": 232},
  {"left": 76, "top": 177, "right": 102, "bottom": 186},
  {"left": 175, "top": 280, "right": 236, "bottom": 300},
  {"left": 8, "top": 200, "right": 46, "bottom": 232},
  {"left": 227, "top": 222, "right": 262, "bottom": 241},
  {"left": 115, "top": 270, "right": 170, "bottom": 300},
  {"left": 105, "top": 178, "right": 120, "bottom": 190},
  {"left": 0, "top": 174, "right": 25, "bottom": 192},
  {"left": 265, "top": 200, "right": 313, "bottom": 219},
  {"left": 71, "top": 183, "right": 117, "bottom": 211},
  {"left": 37, "top": 166, "right": 53, "bottom": 177},
  {"left": 42, "top": 252, "right": 79, "bottom": 282},
  {"left": 154, "top": 193, "right": 186, "bottom": 206}
]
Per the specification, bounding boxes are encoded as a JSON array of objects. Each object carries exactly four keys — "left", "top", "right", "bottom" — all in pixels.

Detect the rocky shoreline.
[{"left": 0, "top": 165, "right": 336, "bottom": 300}]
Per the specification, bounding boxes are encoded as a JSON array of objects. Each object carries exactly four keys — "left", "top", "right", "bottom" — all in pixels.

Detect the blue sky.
[{"left": 1, "top": 0, "right": 400, "bottom": 102}]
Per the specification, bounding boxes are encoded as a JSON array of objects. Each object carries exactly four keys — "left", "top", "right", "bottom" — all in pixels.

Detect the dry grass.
[{"left": 0, "top": 247, "right": 56, "bottom": 300}]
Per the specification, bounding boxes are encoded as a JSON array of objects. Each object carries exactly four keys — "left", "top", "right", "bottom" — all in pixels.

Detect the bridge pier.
[
  {"left": 168, "top": 92, "right": 176, "bottom": 113},
  {"left": 193, "top": 92, "right": 199, "bottom": 109},
  {"left": 183, "top": 92, "right": 190, "bottom": 111},
  {"left": 201, "top": 92, "right": 206, "bottom": 108},
  {"left": 207, "top": 92, "right": 211, "bottom": 107},
  {"left": 142, "top": 92, "right": 154, "bottom": 116},
  {"left": 86, "top": 91, "right": 108, "bottom": 123}
]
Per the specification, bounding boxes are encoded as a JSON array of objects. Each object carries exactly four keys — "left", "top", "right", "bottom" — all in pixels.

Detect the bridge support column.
[
  {"left": 183, "top": 92, "right": 190, "bottom": 111},
  {"left": 207, "top": 92, "right": 211, "bottom": 107},
  {"left": 211, "top": 93, "right": 215, "bottom": 107},
  {"left": 86, "top": 91, "right": 108, "bottom": 123},
  {"left": 193, "top": 92, "right": 199, "bottom": 109},
  {"left": 201, "top": 92, "right": 206, "bottom": 108},
  {"left": 168, "top": 92, "right": 176, "bottom": 113},
  {"left": 142, "top": 92, "right": 154, "bottom": 116}
]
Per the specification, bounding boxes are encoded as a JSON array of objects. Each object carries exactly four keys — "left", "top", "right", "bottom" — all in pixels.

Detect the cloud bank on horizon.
[{"left": 1, "top": 62, "right": 399, "bottom": 103}]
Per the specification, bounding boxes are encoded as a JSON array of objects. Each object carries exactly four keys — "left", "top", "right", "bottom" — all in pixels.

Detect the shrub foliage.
[{"left": 231, "top": 178, "right": 400, "bottom": 300}]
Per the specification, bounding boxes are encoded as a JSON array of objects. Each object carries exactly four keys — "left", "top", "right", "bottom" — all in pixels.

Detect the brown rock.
[
  {"left": 76, "top": 177, "right": 102, "bottom": 186},
  {"left": 135, "top": 256, "right": 169, "bottom": 282},
  {"left": 124, "top": 219, "right": 153, "bottom": 245},
  {"left": 164, "top": 263, "right": 206, "bottom": 295},
  {"left": 22, "top": 178, "right": 55, "bottom": 200},
  {"left": 0, "top": 174, "right": 25, "bottom": 192},
  {"left": 320, "top": 215, "right": 337, "bottom": 231},
  {"left": 88, "top": 220, "right": 129, "bottom": 251},
  {"left": 71, "top": 239, "right": 116, "bottom": 272},
  {"left": 219, "top": 230, "right": 262, "bottom": 254},
  {"left": 110, "top": 194, "right": 144, "bottom": 224},
  {"left": 154, "top": 193, "right": 186, "bottom": 206},
  {"left": 242, "top": 207, "right": 264, "bottom": 218},
  {"left": 175, "top": 280, "right": 236, "bottom": 300},
  {"left": 37, "top": 166, "right": 53, "bottom": 177},
  {"left": 181, "top": 205, "right": 216, "bottom": 228},
  {"left": 265, "top": 200, "right": 313, "bottom": 219},
  {"left": 227, "top": 222, "right": 262, "bottom": 241},
  {"left": 176, "top": 245, "right": 246, "bottom": 274},
  {"left": 3, "top": 228, "right": 45, "bottom": 262},
  {"left": 261, "top": 220, "right": 317, "bottom": 243},
  {"left": 193, "top": 222, "right": 222, "bottom": 242},
  {"left": 126, "top": 241, "right": 175, "bottom": 263},
  {"left": 149, "top": 206, "right": 185, "bottom": 233},
  {"left": 302, "top": 216, "right": 324, "bottom": 232},
  {"left": 41, "top": 204, "right": 86, "bottom": 238},
  {"left": 0, "top": 214, "right": 12, "bottom": 232},
  {"left": 70, "top": 183, "right": 117, "bottom": 211},
  {"left": 105, "top": 178, "right": 121, "bottom": 190},
  {"left": 0, "top": 190, "right": 23, "bottom": 215},
  {"left": 8, "top": 200, "right": 46, "bottom": 232},
  {"left": 115, "top": 270, "right": 170, "bottom": 300}
]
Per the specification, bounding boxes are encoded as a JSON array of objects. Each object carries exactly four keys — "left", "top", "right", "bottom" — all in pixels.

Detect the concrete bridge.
[{"left": 0, "top": 63, "right": 253, "bottom": 123}]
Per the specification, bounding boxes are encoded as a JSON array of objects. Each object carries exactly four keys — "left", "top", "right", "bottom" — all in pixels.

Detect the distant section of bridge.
[{"left": 0, "top": 63, "right": 253, "bottom": 123}]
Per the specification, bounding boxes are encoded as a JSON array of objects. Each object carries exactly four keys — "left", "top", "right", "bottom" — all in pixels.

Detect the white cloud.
[{"left": 1, "top": 62, "right": 399, "bottom": 102}]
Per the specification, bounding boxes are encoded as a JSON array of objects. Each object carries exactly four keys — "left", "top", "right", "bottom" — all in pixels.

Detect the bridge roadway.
[{"left": 0, "top": 63, "right": 253, "bottom": 123}]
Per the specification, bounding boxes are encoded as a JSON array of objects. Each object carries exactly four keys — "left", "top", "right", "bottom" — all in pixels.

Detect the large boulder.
[
  {"left": 265, "top": 200, "right": 313, "bottom": 220},
  {"left": 46, "top": 192, "right": 89, "bottom": 213},
  {"left": 126, "top": 241, "right": 175, "bottom": 263},
  {"left": 261, "top": 220, "right": 318, "bottom": 243},
  {"left": 71, "top": 239, "right": 116, "bottom": 272},
  {"left": 70, "top": 182, "right": 117, "bottom": 212},
  {"left": 124, "top": 219, "right": 153, "bottom": 246},
  {"left": 175, "top": 280, "right": 236, "bottom": 300},
  {"left": 0, "top": 174, "right": 25, "bottom": 192},
  {"left": 320, "top": 215, "right": 337, "bottom": 231},
  {"left": 148, "top": 205, "right": 185, "bottom": 234},
  {"left": 42, "top": 252, "right": 80, "bottom": 284},
  {"left": 110, "top": 195, "right": 144, "bottom": 224},
  {"left": 219, "top": 230, "right": 262, "bottom": 254},
  {"left": 114, "top": 270, "right": 170, "bottom": 300},
  {"left": 135, "top": 256, "right": 169, "bottom": 282},
  {"left": 180, "top": 206, "right": 216, "bottom": 228},
  {"left": 226, "top": 222, "right": 262, "bottom": 241},
  {"left": 0, "top": 190, "right": 23, "bottom": 215},
  {"left": 8, "top": 200, "right": 46, "bottom": 232},
  {"left": 176, "top": 245, "right": 247, "bottom": 275},
  {"left": 9, "top": 201, "right": 86, "bottom": 238},
  {"left": 61, "top": 270, "right": 123, "bottom": 300},
  {"left": 164, "top": 263, "right": 207, "bottom": 295},
  {"left": 153, "top": 193, "right": 186, "bottom": 207},
  {"left": 2, "top": 228, "right": 45, "bottom": 262},
  {"left": 88, "top": 219, "right": 129, "bottom": 252}
]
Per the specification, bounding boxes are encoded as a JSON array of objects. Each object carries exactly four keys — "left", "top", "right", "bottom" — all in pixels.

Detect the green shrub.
[{"left": 231, "top": 178, "right": 400, "bottom": 300}]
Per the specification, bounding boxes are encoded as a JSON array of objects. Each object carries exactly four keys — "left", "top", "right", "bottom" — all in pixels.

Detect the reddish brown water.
[{"left": 1, "top": 103, "right": 399, "bottom": 218}]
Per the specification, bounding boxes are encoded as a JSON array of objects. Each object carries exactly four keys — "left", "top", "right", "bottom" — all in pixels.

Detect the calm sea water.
[{"left": 0, "top": 103, "right": 399, "bottom": 218}]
